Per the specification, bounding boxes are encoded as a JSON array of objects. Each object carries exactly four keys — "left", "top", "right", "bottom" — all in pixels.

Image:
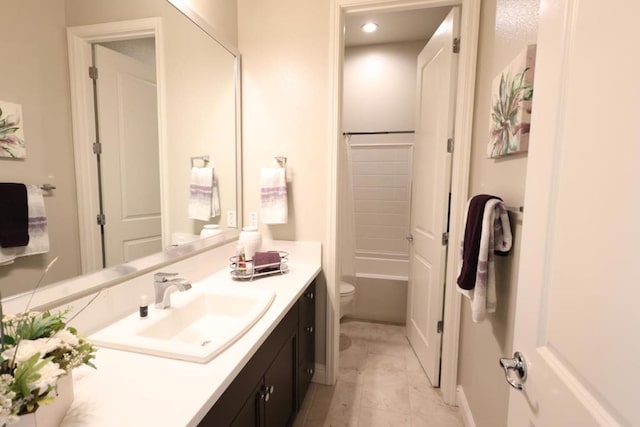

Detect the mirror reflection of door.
[{"left": 92, "top": 41, "right": 162, "bottom": 267}]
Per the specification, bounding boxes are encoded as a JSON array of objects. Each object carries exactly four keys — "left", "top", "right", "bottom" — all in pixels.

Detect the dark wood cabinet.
[
  {"left": 297, "top": 281, "right": 315, "bottom": 409},
  {"left": 199, "top": 280, "right": 316, "bottom": 427},
  {"left": 231, "top": 380, "right": 262, "bottom": 427},
  {"left": 263, "top": 332, "right": 297, "bottom": 427}
]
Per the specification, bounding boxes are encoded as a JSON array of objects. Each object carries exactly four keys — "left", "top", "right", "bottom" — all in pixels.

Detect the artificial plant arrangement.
[{"left": 0, "top": 258, "right": 97, "bottom": 426}]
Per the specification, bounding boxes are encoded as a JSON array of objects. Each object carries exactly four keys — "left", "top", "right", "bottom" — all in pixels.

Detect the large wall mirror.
[{"left": 0, "top": 0, "right": 241, "bottom": 297}]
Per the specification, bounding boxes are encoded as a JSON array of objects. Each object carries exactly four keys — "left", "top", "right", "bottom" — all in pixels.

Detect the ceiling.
[{"left": 345, "top": 6, "right": 452, "bottom": 47}]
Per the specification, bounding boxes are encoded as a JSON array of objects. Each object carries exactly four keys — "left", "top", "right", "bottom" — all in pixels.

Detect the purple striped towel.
[{"left": 260, "top": 167, "right": 288, "bottom": 224}]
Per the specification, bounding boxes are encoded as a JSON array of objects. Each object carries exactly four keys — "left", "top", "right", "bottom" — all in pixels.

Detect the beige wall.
[
  {"left": 185, "top": 0, "right": 238, "bottom": 48},
  {"left": 237, "top": 0, "right": 330, "bottom": 364},
  {"left": 457, "top": 0, "right": 539, "bottom": 426},
  {"left": 343, "top": 41, "right": 424, "bottom": 132},
  {"left": 0, "top": 0, "right": 82, "bottom": 295}
]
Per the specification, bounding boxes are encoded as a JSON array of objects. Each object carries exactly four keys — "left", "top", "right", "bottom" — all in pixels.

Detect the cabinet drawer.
[{"left": 297, "top": 281, "right": 316, "bottom": 408}]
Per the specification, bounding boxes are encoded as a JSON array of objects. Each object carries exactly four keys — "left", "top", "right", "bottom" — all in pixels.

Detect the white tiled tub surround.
[
  {"left": 2, "top": 240, "right": 321, "bottom": 427},
  {"left": 343, "top": 135, "right": 412, "bottom": 324}
]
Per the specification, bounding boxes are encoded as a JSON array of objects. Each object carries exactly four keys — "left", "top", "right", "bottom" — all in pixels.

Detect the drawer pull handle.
[
  {"left": 305, "top": 292, "right": 315, "bottom": 300},
  {"left": 261, "top": 385, "right": 275, "bottom": 402},
  {"left": 306, "top": 368, "right": 314, "bottom": 375},
  {"left": 306, "top": 326, "right": 314, "bottom": 333}
]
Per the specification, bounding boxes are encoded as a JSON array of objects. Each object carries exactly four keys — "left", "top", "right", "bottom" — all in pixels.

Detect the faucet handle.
[{"left": 154, "top": 272, "right": 178, "bottom": 282}]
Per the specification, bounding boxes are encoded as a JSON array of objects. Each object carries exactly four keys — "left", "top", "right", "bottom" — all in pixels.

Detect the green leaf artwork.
[
  {"left": 487, "top": 45, "right": 536, "bottom": 158},
  {"left": 0, "top": 101, "right": 26, "bottom": 159}
]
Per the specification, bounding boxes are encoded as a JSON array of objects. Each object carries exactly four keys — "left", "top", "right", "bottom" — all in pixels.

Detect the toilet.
[{"left": 340, "top": 282, "right": 356, "bottom": 319}]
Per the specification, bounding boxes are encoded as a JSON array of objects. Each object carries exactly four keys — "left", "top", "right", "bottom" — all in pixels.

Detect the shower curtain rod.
[{"left": 342, "top": 130, "right": 415, "bottom": 136}]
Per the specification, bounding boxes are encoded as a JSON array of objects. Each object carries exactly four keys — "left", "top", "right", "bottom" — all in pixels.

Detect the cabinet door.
[
  {"left": 297, "top": 281, "right": 316, "bottom": 407},
  {"left": 231, "top": 380, "right": 263, "bottom": 427},
  {"left": 264, "top": 332, "right": 297, "bottom": 427}
]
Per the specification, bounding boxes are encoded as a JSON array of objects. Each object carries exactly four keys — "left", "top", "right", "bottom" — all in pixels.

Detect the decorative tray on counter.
[{"left": 229, "top": 251, "right": 289, "bottom": 281}]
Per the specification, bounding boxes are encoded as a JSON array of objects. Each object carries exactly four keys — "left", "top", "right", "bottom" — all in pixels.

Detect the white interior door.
[
  {"left": 505, "top": 1, "right": 640, "bottom": 425},
  {"left": 94, "top": 45, "right": 162, "bottom": 267},
  {"left": 406, "top": 7, "right": 459, "bottom": 387}
]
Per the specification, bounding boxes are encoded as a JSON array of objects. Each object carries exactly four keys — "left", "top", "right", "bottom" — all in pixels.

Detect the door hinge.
[
  {"left": 89, "top": 66, "right": 98, "bottom": 80},
  {"left": 447, "top": 138, "right": 454, "bottom": 153},
  {"left": 93, "top": 142, "right": 102, "bottom": 155},
  {"left": 453, "top": 38, "right": 460, "bottom": 54},
  {"left": 96, "top": 213, "right": 106, "bottom": 226},
  {"left": 437, "top": 320, "right": 444, "bottom": 334},
  {"left": 441, "top": 232, "right": 449, "bottom": 246}
]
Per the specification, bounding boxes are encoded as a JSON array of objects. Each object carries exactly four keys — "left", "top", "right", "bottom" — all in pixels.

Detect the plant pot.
[{"left": 13, "top": 373, "right": 74, "bottom": 427}]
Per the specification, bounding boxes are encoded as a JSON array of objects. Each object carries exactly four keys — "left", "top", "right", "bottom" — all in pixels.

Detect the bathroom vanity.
[
  {"left": 199, "top": 281, "right": 315, "bottom": 426},
  {"left": 3, "top": 240, "right": 326, "bottom": 427}
]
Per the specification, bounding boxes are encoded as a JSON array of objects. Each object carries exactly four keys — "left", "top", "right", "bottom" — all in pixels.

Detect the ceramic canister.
[{"left": 238, "top": 226, "right": 262, "bottom": 260}]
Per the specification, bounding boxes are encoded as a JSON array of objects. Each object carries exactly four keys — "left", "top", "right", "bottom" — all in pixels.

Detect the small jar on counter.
[
  {"left": 200, "top": 224, "right": 222, "bottom": 238},
  {"left": 238, "top": 226, "right": 262, "bottom": 261}
]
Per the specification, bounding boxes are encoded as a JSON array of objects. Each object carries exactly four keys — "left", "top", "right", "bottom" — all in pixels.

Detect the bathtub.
[{"left": 342, "top": 255, "right": 408, "bottom": 324}]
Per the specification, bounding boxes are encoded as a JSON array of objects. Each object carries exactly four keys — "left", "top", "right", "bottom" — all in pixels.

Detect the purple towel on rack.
[
  {"left": 253, "top": 251, "right": 281, "bottom": 272},
  {"left": 456, "top": 194, "right": 500, "bottom": 290},
  {"left": 0, "top": 183, "right": 30, "bottom": 248}
]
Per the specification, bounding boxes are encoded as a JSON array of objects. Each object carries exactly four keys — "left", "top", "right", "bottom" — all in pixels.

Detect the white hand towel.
[
  {"left": 188, "top": 167, "right": 214, "bottom": 221},
  {"left": 458, "top": 198, "right": 512, "bottom": 322},
  {"left": 260, "top": 168, "right": 288, "bottom": 224},
  {"left": 212, "top": 176, "right": 221, "bottom": 218},
  {"left": 15, "top": 185, "right": 49, "bottom": 258}
]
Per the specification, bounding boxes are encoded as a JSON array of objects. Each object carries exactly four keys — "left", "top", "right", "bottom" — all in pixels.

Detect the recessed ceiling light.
[{"left": 361, "top": 23, "right": 379, "bottom": 33}]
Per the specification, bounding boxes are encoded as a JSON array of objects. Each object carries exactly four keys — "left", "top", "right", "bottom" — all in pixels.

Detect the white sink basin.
[{"left": 89, "top": 285, "right": 275, "bottom": 363}]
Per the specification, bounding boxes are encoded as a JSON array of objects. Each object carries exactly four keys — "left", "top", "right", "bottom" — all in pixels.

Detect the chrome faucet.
[{"left": 153, "top": 272, "right": 192, "bottom": 309}]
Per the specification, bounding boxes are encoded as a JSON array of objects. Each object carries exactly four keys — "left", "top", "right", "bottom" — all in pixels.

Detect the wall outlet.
[
  {"left": 248, "top": 211, "right": 258, "bottom": 228},
  {"left": 227, "top": 210, "right": 237, "bottom": 228}
]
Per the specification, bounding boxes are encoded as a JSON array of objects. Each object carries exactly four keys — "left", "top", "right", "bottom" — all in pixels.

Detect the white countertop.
[{"left": 60, "top": 261, "right": 321, "bottom": 427}]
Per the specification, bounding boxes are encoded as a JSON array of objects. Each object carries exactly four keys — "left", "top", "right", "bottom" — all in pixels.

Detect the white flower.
[
  {"left": 28, "top": 361, "right": 64, "bottom": 393},
  {"left": 0, "top": 374, "right": 16, "bottom": 426},
  {"left": 1, "top": 338, "right": 62, "bottom": 364},
  {"left": 53, "top": 330, "right": 79, "bottom": 348}
]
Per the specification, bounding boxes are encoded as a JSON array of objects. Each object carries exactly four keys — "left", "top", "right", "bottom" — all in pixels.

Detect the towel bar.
[
  {"left": 190, "top": 155, "right": 210, "bottom": 168},
  {"left": 505, "top": 206, "right": 524, "bottom": 213},
  {"left": 274, "top": 156, "right": 287, "bottom": 168}
]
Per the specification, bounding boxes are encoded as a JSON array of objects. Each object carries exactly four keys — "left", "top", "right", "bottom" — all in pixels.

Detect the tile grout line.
[{"left": 300, "top": 383, "right": 318, "bottom": 427}]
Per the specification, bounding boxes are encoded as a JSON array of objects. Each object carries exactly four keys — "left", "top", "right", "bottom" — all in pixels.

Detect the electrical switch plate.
[
  {"left": 227, "top": 210, "right": 237, "bottom": 228},
  {"left": 248, "top": 211, "right": 258, "bottom": 228}
]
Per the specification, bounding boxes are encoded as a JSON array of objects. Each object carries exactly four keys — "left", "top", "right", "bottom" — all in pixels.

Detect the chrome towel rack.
[
  {"left": 190, "top": 155, "right": 210, "bottom": 168},
  {"left": 505, "top": 206, "right": 524, "bottom": 213},
  {"left": 274, "top": 156, "right": 287, "bottom": 168}
]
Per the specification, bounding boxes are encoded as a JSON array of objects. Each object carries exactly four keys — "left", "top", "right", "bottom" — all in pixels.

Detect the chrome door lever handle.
[
  {"left": 499, "top": 351, "right": 527, "bottom": 391},
  {"left": 405, "top": 234, "right": 414, "bottom": 242}
]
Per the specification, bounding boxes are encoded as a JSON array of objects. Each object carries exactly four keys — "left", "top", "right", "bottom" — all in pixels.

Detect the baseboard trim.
[
  {"left": 457, "top": 385, "right": 477, "bottom": 427},
  {"left": 312, "top": 363, "right": 327, "bottom": 384}
]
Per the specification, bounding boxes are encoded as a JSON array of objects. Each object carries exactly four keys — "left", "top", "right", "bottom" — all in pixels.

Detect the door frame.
[
  {"left": 327, "top": 0, "right": 481, "bottom": 405},
  {"left": 67, "top": 18, "right": 168, "bottom": 273}
]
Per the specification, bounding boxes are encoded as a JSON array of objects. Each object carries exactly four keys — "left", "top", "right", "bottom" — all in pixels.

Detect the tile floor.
[{"left": 294, "top": 320, "right": 464, "bottom": 427}]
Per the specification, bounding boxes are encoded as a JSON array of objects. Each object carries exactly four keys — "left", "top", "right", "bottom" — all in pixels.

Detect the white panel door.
[
  {"left": 506, "top": 1, "right": 640, "bottom": 425},
  {"left": 406, "top": 7, "right": 459, "bottom": 387},
  {"left": 94, "top": 45, "right": 161, "bottom": 267}
]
